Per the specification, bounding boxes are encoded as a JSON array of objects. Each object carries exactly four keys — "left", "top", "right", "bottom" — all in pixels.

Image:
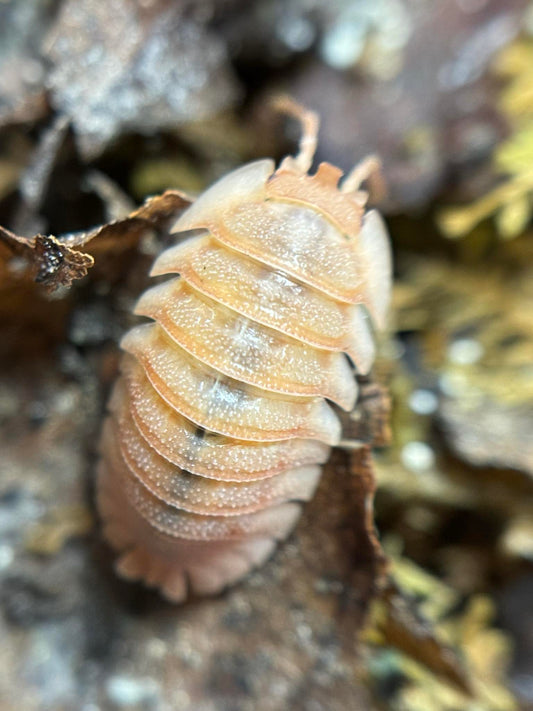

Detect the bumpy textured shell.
[{"left": 98, "top": 144, "right": 391, "bottom": 602}]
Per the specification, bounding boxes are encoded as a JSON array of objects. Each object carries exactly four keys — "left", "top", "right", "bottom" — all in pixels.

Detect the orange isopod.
[{"left": 97, "top": 102, "right": 392, "bottom": 602}]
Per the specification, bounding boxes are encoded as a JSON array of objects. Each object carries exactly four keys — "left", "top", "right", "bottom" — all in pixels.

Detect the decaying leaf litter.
[{"left": 1, "top": 0, "right": 532, "bottom": 710}]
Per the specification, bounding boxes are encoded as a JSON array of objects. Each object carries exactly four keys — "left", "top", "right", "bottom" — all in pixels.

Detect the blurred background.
[{"left": 0, "top": 1, "right": 532, "bottom": 709}]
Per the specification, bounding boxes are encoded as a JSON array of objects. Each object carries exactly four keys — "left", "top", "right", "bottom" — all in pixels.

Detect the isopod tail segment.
[{"left": 98, "top": 96, "right": 392, "bottom": 602}]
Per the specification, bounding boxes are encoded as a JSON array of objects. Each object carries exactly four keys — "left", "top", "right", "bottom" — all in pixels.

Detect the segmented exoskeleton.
[{"left": 98, "top": 102, "right": 392, "bottom": 602}]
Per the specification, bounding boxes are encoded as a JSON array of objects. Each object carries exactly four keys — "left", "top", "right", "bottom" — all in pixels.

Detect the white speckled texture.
[
  {"left": 98, "top": 158, "right": 391, "bottom": 601},
  {"left": 121, "top": 330, "right": 341, "bottom": 444},
  {"left": 103, "top": 417, "right": 321, "bottom": 515},
  {"left": 151, "top": 235, "right": 371, "bottom": 361},
  {"left": 113, "top": 373, "right": 330, "bottom": 481},
  {"left": 135, "top": 278, "right": 357, "bottom": 408},
  {"left": 211, "top": 200, "right": 366, "bottom": 302}
]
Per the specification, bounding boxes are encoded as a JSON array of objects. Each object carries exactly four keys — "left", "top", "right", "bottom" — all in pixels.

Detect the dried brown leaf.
[
  {"left": 0, "top": 189, "right": 192, "bottom": 291},
  {"left": 295, "top": 446, "right": 389, "bottom": 645},
  {"left": 0, "top": 227, "right": 94, "bottom": 292},
  {"left": 128, "top": 189, "right": 195, "bottom": 226},
  {"left": 66, "top": 189, "right": 193, "bottom": 251},
  {"left": 374, "top": 579, "right": 473, "bottom": 695},
  {"left": 34, "top": 234, "right": 94, "bottom": 289},
  {"left": 348, "top": 446, "right": 389, "bottom": 605},
  {"left": 364, "top": 559, "right": 517, "bottom": 710},
  {"left": 335, "top": 381, "right": 392, "bottom": 632},
  {"left": 340, "top": 381, "right": 392, "bottom": 449}
]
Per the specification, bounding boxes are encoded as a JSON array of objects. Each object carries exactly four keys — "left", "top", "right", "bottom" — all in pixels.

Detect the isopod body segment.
[{"left": 97, "top": 102, "right": 392, "bottom": 602}]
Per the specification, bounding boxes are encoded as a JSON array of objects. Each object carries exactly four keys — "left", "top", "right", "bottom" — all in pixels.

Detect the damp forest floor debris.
[{"left": 0, "top": 1, "right": 532, "bottom": 710}]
